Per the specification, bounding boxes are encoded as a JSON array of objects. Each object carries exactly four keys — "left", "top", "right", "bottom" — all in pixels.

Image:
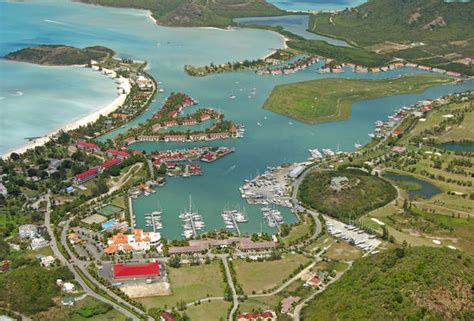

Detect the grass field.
[
  {"left": 233, "top": 254, "right": 310, "bottom": 294},
  {"left": 324, "top": 241, "right": 362, "bottom": 262},
  {"left": 282, "top": 215, "right": 313, "bottom": 245},
  {"left": 263, "top": 75, "right": 453, "bottom": 123},
  {"left": 185, "top": 300, "right": 231, "bottom": 321},
  {"left": 138, "top": 261, "right": 225, "bottom": 310}
]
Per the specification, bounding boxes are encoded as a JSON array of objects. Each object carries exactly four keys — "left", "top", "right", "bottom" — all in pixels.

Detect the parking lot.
[{"left": 324, "top": 215, "right": 381, "bottom": 253}]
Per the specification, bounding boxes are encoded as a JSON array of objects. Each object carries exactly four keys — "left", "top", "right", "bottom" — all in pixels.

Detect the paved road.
[
  {"left": 61, "top": 218, "right": 148, "bottom": 319},
  {"left": 293, "top": 264, "right": 351, "bottom": 321},
  {"left": 44, "top": 193, "right": 141, "bottom": 321},
  {"left": 220, "top": 256, "right": 239, "bottom": 321}
]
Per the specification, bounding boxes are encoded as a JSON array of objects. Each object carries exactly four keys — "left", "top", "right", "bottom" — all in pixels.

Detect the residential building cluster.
[
  {"left": 73, "top": 141, "right": 134, "bottom": 184},
  {"left": 19, "top": 224, "right": 49, "bottom": 250}
]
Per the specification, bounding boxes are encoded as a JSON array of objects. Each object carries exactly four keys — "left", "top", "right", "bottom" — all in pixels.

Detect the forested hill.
[
  {"left": 302, "top": 246, "right": 474, "bottom": 320},
  {"left": 79, "top": 0, "right": 284, "bottom": 27},
  {"left": 5, "top": 45, "right": 114, "bottom": 66},
  {"left": 308, "top": 0, "right": 474, "bottom": 75}
]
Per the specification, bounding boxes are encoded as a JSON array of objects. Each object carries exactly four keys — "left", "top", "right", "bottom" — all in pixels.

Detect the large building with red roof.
[
  {"left": 113, "top": 261, "right": 161, "bottom": 280},
  {"left": 75, "top": 140, "right": 100, "bottom": 153},
  {"left": 74, "top": 167, "right": 99, "bottom": 184},
  {"left": 105, "top": 149, "right": 130, "bottom": 160},
  {"left": 100, "top": 158, "right": 122, "bottom": 170}
]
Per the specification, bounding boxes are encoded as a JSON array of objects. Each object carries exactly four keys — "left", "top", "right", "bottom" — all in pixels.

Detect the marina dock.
[{"left": 128, "top": 196, "right": 135, "bottom": 228}]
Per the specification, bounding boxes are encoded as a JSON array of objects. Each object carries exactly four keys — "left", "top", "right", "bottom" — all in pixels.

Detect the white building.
[
  {"left": 40, "top": 255, "right": 55, "bottom": 267},
  {"left": 31, "top": 237, "right": 49, "bottom": 250},
  {"left": 0, "top": 182, "right": 7, "bottom": 197},
  {"left": 63, "top": 282, "right": 75, "bottom": 293},
  {"left": 19, "top": 224, "right": 38, "bottom": 239}
]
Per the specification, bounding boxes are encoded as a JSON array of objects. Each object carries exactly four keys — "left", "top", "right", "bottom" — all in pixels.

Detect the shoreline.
[
  {"left": 261, "top": 34, "right": 289, "bottom": 60},
  {"left": 1, "top": 73, "right": 130, "bottom": 159}
]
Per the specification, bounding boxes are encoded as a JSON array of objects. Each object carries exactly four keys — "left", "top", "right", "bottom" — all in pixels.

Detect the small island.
[
  {"left": 263, "top": 74, "right": 454, "bottom": 124},
  {"left": 5, "top": 45, "right": 115, "bottom": 65}
]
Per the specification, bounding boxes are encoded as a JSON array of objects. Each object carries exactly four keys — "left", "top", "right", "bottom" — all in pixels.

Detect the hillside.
[
  {"left": 308, "top": 0, "right": 474, "bottom": 75},
  {"left": 79, "top": 0, "right": 284, "bottom": 27},
  {"left": 301, "top": 247, "right": 474, "bottom": 320},
  {"left": 5, "top": 45, "right": 114, "bottom": 66},
  {"left": 298, "top": 168, "right": 397, "bottom": 221}
]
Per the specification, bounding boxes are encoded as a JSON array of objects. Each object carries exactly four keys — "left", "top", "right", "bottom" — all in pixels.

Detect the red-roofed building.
[
  {"left": 237, "top": 311, "right": 276, "bottom": 321},
  {"left": 74, "top": 167, "right": 99, "bottom": 184},
  {"left": 160, "top": 312, "right": 178, "bottom": 321},
  {"left": 105, "top": 149, "right": 129, "bottom": 159},
  {"left": 392, "top": 129, "right": 402, "bottom": 136},
  {"left": 101, "top": 158, "right": 122, "bottom": 170},
  {"left": 113, "top": 262, "right": 161, "bottom": 280},
  {"left": 76, "top": 141, "right": 100, "bottom": 153}
]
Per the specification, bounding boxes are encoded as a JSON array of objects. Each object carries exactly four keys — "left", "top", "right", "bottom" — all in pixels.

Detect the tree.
[{"left": 169, "top": 256, "right": 181, "bottom": 268}]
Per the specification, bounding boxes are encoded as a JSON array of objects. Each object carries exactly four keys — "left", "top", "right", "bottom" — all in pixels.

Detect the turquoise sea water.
[
  {"left": 0, "top": 60, "right": 117, "bottom": 153},
  {"left": 1, "top": 0, "right": 474, "bottom": 239}
]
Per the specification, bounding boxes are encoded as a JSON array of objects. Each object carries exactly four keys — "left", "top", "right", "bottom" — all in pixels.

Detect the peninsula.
[
  {"left": 78, "top": 0, "right": 284, "bottom": 27},
  {"left": 263, "top": 74, "right": 454, "bottom": 124},
  {"left": 5, "top": 45, "right": 115, "bottom": 66}
]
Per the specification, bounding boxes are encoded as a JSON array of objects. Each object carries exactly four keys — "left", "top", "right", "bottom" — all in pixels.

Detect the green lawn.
[
  {"left": 233, "top": 254, "right": 310, "bottom": 294},
  {"left": 263, "top": 75, "right": 453, "bottom": 123},
  {"left": 282, "top": 216, "right": 313, "bottom": 245},
  {"left": 138, "top": 261, "right": 226, "bottom": 310},
  {"left": 185, "top": 300, "right": 231, "bottom": 321}
]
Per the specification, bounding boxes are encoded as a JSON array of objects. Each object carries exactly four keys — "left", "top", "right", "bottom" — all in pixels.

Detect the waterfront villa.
[
  {"left": 105, "top": 229, "right": 161, "bottom": 254},
  {"left": 189, "top": 133, "right": 209, "bottom": 141},
  {"left": 113, "top": 261, "right": 161, "bottom": 280}
]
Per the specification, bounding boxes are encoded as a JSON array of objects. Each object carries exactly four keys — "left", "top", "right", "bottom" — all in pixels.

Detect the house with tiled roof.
[{"left": 237, "top": 310, "right": 276, "bottom": 321}]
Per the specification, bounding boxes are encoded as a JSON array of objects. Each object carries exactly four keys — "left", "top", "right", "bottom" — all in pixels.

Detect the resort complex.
[{"left": 0, "top": 0, "right": 473, "bottom": 321}]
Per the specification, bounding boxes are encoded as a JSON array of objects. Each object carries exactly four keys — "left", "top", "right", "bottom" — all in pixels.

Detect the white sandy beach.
[{"left": 1, "top": 73, "right": 130, "bottom": 159}]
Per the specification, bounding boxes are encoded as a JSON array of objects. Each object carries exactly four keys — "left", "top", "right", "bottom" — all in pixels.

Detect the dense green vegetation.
[
  {"left": 308, "top": 0, "right": 474, "bottom": 75},
  {"left": 263, "top": 74, "right": 453, "bottom": 124},
  {"left": 0, "top": 265, "right": 74, "bottom": 315},
  {"left": 79, "top": 0, "right": 284, "bottom": 27},
  {"left": 288, "top": 39, "right": 391, "bottom": 67},
  {"left": 5, "top": 45, "right": 114, "bottom": 66},
  {"left": 302, "top": 247, "right": 474, "bottom": 320},
  {"left": 298, "top": 169, "right": 397, "bottom": 221},
  {"left": 73, "top": 301, "right": 113, "bottom": 318}
]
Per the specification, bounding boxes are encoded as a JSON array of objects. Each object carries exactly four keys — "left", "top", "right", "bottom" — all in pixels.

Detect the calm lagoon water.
[
  {"left": 267, "top": 0, "right": 367, "bottom": 11},
  {"left": 234, "top": 15, "right": 351, "bottom": 47},
  {"left": 1, "top": 0, "right": 474, "bottom": 238},
  {"left": 383, "top": 173, "right": 442, "bottom": 200},
  {"left": 438, "top": 142, "right": 474, "bottom": 152}
]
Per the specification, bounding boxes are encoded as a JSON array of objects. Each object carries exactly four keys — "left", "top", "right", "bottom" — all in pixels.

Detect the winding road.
[{"left": 44, "top": 193, "right": 141, "bottom": 321}]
